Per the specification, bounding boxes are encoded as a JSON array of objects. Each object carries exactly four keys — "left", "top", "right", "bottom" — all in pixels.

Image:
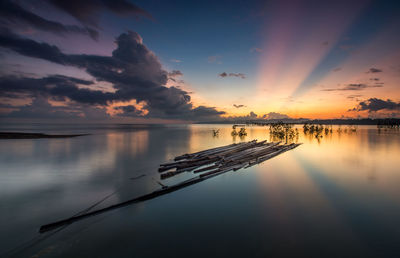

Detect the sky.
[{"left": 1, "top": 0, "right": 400, "bottom": 122}]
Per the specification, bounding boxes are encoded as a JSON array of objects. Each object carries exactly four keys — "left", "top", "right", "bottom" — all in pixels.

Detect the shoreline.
[{"left": 0, "top": 132, "right": 89, "bottom": 139}]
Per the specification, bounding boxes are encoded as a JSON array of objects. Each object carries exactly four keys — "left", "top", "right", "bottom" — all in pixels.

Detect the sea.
[{"left": 0, "top": 123, "right": 400, "bottom": 257}]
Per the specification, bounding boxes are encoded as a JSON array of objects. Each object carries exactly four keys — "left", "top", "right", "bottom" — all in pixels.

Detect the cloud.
[
  {"left": 347, "top": 94, "right": 362, "bottom": 100},
  {"left": 2, "top": 96, "right": 109, "bottom": 119},
  {"left": 0, "top": 0, "right": 98, "bottom": 40},
  {"left": 191, "top": 106, "right": 226, "bottom": 119},
  {"left": 332, "top": 67, "right": 342, "bottom": 72},
  {"left": 350, "top": 98, "right": 400, "bottom": 112},
  {"left": 321, "top": 83, "right": 383, "bottom": 91},
  {"left": 322, "top": 41, "right": 329, "bottom": 46},
  {"left": 0, "top": 29, "right": 224, "bottom": 120},
  {"left": 167, "top": 70, "right": 184, "bottom": 83},
  {"left": 0, "top": 75, "right": 114, "bottom": 105},
  {"left": 168, "top": 70, "right": 183, "bottom": 77},
  {"left": 369, "top": 78, "right": 380, "bottom": 81},
  {"left": 262, "top": 112, "right": 290, "bottom": 120},
  {"left": 249, "top": 111, "right": 257, "bottom": 118},
  {"left": 0, "top": 27, "right": 79, "bottom": 63},
  {"left": 219, "top": 72, "right": 246, "bottom": 79},
  {"left": 233, "top": 104, "right": 246, "bottom": 108},
  {"left": 48, "top": 0, "right": 152, "bottom": 27},
  {"left": 366, "top": 67, "right": 383, "bottom": 73},
  {"left": 114, "top": 105, "right": 144, "bottom": 117},
  {"left": 170, "top": 59, "right": 182, "bottom": 63},
  {"left": 223, "top": 112, "right": 257, "bottom": 120}
]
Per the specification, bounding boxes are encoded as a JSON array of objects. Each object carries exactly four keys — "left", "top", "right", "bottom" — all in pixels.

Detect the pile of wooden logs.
[{"left": 159, "top": 140, "right": 301, "bottom": 180}]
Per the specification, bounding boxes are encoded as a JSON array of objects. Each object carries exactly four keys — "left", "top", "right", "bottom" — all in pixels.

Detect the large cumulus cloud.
[{"left": 0, "top": 29, "right": 225, "bottom": 120}]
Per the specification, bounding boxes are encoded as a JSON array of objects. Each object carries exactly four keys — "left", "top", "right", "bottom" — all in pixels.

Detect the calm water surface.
[{"left": 0, "top": 124, "right": 400, "bottom": 257}]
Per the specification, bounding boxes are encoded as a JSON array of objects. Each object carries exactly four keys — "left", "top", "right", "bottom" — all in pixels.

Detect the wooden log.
[
  {"left": 193, "top": 164, "right": 219, "bottom": 173},
  {"left": 191, "top": 141, "right": 256, "bottom": 160},
  {"left": 171, "top": 140, "right": 257, "bottom": 163},
  {"left": 160, "top": 170, "right": 185, "bottom": 179},
  {"left": 193, "top": 144, "right": 277, "bottom": 174},
  {"left": 175, "top": 157, "right": 219, "bottom": 170},
  {"left": 199, "top": 163, "right": 243, "bottom": 178},
  {"left": 246, "top": 144, "right": 301, "bottom": 168},
  {"left": 160, "top": 157, "right": 222, "bottom": 179},
  {"left": 192, "top": 142, "right": 248, "bottom": 156},
  {"left": 158, "top": 156, "right": 210, "bottom": 172},
  {"left": 220, "top": 145, "right": 283, "bottom": 166},
  {"left": 39, "top": 175, "right": 208, "bottom": 233},
  {"left": 221, "top": 142, "right": 278, "bottom": 161},
  {"left": 173, "top": 142, "right": 240, "bottom": 161},
  {"left": 207, "top": 140, "right": 259, "bottom": 159}
]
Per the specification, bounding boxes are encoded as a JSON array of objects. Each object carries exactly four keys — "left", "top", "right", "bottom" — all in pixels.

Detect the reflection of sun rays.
[
  {"left": 257, "top": 153, "right": 360, "bottom": 235},
  {"left": 254, "top": 155, "right": 297, "bottom": 242},
  {"left": 293, "top": 140, "right": 400, "bottom": 248},
  {"left": 262, "top": 152, "right": 366, "bottom": 247}
]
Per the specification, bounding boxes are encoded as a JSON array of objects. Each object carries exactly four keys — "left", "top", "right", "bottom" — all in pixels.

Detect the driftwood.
[{"left": 39, "top": 140, "right": 301, "bottom": 234}]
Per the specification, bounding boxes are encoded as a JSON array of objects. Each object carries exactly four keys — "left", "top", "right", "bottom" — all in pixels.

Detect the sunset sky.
[{"left": 1, "top": 0, "right": 400, "bottom": 122}]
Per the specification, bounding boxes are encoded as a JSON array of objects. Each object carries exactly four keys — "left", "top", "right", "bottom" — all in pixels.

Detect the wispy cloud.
[
  {"left": 48, "top": 0, "right": 153, "bottom": 27},
  {"left": 321, "top": 83, "right": 383, "bottom": 91},
  {"left": 219, "top": 72, "right": 246, "bottom": 79},
  {"left": 167, "top": 70, "right": 184, "bottom": 83},
  {"left": 366, "top": 67, "right": 383, "bottom": 73},
  {"left": 168, "top": 70, "right": 183, "bottom": 77},
  {"left": 347, "top": 94, "right": 362, "bottom": 100},
  {"left": 0, "top": 0, "right": 98, "bottom": 40}
]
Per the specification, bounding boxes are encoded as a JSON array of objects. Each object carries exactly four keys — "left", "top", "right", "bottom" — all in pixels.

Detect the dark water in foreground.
[{"left": 0, "top": 124, "right": 400, "bottom": 257}]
